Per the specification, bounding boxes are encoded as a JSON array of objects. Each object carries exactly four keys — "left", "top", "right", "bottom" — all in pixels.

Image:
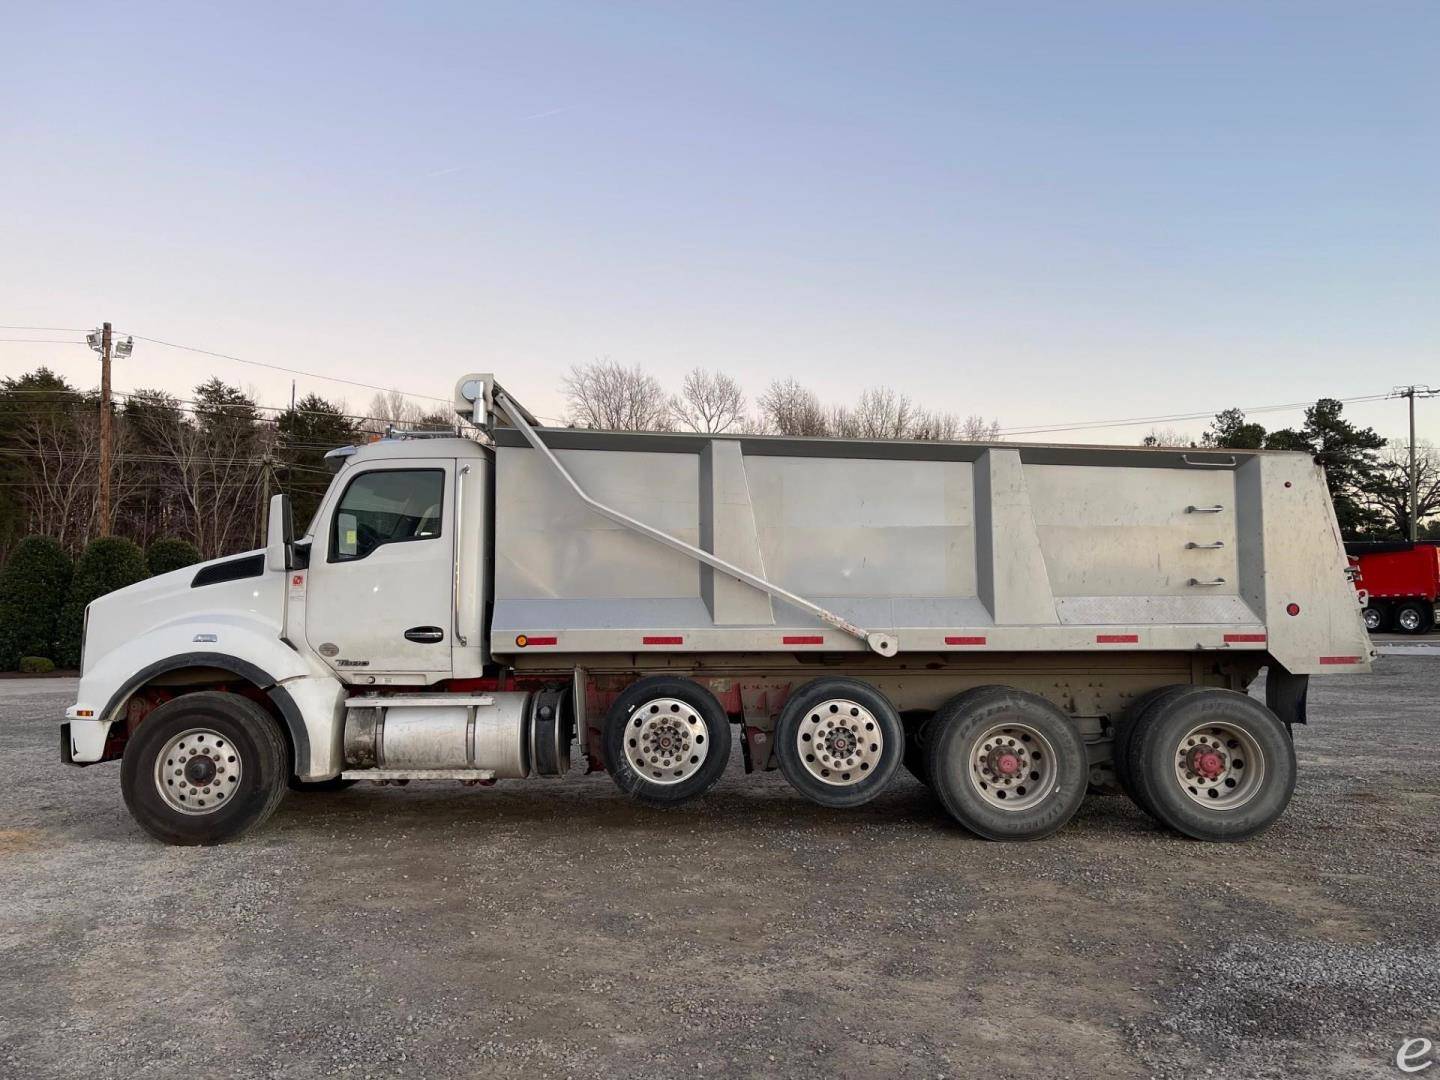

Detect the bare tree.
[
  {"left": 909, "top": 410, "right": 961, "bottom": 441},
  {"left": 670, "top": 368, "right": 747, "bottom": 433},
  {"left": 1140, "top": 427, "right": 1195, "bottom": 448},
  {"left": 1363, "top": 440, "right": 1440, "bottom": 538},
  {"left": 564, "top": 360, "right": 672, "bottom": 431},
  {"left": 145, "top": 381, "right": 269, "bottom": 558},
  {"left": 363, "top": 390, "right": 426, "bottom": 434},
  {"left": 957, "top": 415, "right": 1003, "bottom": 441},
  {"left": 756, "top": 378, "right": 829, "bottom": 436},
  {"left": 9, "top": 396, "right": 104, "bottom": 553},
  {"left": 832, "top": 387, "right": 916, "bottom": 439}
]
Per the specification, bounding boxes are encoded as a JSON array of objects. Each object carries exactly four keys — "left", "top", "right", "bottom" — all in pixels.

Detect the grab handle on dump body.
[
  {"left": 453, "top": 464, "right": 469, "bottom": 647},
  {"left": 492, "top": 390, "right": 899, "bottom": 657}
]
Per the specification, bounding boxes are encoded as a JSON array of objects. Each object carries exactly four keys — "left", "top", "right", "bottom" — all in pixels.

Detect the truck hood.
[{"left": 83, "top": 551, "right": 282, "bottom": 674}]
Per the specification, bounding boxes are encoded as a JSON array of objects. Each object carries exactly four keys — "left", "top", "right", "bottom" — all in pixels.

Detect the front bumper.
[{"left": 61, "top": 711, "right": 113, "bottom": 766}]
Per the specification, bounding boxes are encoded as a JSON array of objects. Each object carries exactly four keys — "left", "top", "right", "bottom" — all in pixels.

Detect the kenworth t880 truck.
[{"left": 62, "top": 375, "right": 1372, "bottom": 845}]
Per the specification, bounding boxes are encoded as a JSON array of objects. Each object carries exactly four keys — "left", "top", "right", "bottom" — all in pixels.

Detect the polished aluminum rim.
[
  {"left": 1172, "top": 722, "right": 1265, "bottom": 810},
  {"left": 624, "top": 698, "right": 709, "bottom": 785},
  {"left": 1398, "top": 606, "right": 1423, "bottom": 631},
  {"left": 1363, "top": 607, "right": 1382, "bottom": 630},
  {"left": 154, "top": 727, "right": 242, "bottom": 815},
  {"left": 796, "top": 699, "right": 883, "bottom": 786},
  {"left": 967, "top": 722, "right": 1055, "bottom": 811}
]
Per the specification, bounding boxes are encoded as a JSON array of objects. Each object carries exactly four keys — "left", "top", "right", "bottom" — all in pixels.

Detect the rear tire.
[
  {"left": 775, "top": 678, "right": 904, "bottom": 808},
  {"left": 1396, "top": 601, "right": 1430, "bottom": 634},
  {"left": 1361, "top": 605, "right": 1387, "bottom": 632},
  {"left": 1114, "top": 685, "right": 1206, "bottom": 817},
  {"left": 602, "top": 676, "right": 731, "bottom": 806},
  {"left": 924, "top": 687, "right": 1088, "bottom": 841},
  {"left": 121, "top": 691, "right": 289, "bottom": 846},
  {"left": 1130, "top": 689, "right": 1295, "bottom": 841}
]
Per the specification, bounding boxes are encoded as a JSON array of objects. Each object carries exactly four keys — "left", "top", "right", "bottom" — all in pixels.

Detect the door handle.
[{"left": 404, "top": 626, "right": 445, "bottom": 644}]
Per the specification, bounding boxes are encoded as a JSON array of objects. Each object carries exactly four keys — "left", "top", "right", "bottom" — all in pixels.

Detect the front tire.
[
  {"left": 1129, "top": 689, "right": 1295, "bottom": 841},
  {"left": 120, "top": 691, "right": 290, "bottom": 845},
  {"left": 602, "top": 676, "right": 732, "bottom": 806},
  {"left": 925, "top": 687, "right": 1088, "bottom": 841}
]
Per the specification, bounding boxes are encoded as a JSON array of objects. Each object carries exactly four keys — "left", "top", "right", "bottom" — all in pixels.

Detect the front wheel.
[{"left": 120, "top": 691, "right": 290, "bottom": 845}]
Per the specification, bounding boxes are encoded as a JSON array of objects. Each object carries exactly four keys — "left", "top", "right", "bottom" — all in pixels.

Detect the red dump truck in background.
[{"left": 1346, "top": 541, "right": 1440, "bottom": 633}]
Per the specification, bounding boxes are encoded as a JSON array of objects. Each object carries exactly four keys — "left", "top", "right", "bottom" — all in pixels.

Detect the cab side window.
[{"left": 330, "top": 469, "right": 445, "bottom": 562}]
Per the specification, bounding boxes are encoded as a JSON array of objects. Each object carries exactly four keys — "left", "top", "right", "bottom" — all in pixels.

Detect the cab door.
[{"left": 304, "top": 460, "right": 455, "bottom": 676}]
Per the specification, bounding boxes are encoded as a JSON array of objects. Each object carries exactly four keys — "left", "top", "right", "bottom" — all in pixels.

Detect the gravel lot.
[{"left": 2, "top": 662, "right": 1437, "bottom": 1079}]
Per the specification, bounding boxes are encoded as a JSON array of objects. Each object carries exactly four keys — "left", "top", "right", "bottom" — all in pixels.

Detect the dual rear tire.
[
  {"left": 1120, "top": 687, "right": 1295, "bottom": 841},
  {"left": 599, "top": 674, "right": 1295, "bottom": 843}
]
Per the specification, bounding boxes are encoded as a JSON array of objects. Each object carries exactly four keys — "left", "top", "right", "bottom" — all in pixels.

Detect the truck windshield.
[{"left": 329, "top": 468, "right": 444, "bottom": 562}]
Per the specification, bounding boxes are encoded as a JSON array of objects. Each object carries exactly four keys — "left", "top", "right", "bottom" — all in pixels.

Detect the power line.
[
  {"left": 999, "top": 393, "right": 1393, "bottom": 438},
  {"left": 117, "top": 331, "right": 457, "bottom": 405},
  {"left": 0, "top": 325, "right": 88, "bottom": 332}
]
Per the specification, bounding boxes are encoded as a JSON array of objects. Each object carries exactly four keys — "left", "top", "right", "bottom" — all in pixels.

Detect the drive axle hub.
[
  {"left": 986, "top": 748, "right": 1024, "bottom": 778},
  {"left": 1186, "top": 746, "right": 1227, "bottom": 780}
]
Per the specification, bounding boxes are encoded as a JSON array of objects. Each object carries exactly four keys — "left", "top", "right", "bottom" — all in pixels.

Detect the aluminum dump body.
[{"left": 485, "top": 427, "right": 1371, "bottom": 675}]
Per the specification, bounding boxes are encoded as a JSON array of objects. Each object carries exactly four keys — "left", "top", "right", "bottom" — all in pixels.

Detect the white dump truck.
[{"left": 62, "top": 375, "right": 1372, "bottom": 845}]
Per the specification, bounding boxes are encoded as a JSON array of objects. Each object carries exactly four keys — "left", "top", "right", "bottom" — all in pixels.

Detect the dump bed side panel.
[{"left": 488, "top": 431, "right": 1369, "bottom": 672}]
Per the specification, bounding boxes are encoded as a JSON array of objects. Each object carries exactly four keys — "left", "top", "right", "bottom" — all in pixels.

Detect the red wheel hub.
[
  {"left": 988, "top": 749, "right": 1023, "bottom": 777},
  {"left": 1187, "top": 746, "right": 1226, "bottom": 780}
]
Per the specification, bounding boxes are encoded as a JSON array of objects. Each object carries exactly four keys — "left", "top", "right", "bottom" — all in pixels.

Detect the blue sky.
[{"left": 2, "top": 2, "right": 1436, "bottom": 441}]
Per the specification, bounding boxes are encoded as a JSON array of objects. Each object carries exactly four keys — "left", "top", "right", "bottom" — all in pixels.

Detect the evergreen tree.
[{"left": 0, "top": 537, "right": 73, "bottom": 668}]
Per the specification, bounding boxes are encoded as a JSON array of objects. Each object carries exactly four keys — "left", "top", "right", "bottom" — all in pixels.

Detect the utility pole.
[
  {"left": 1392, "top": 385, "right": 1438, "bottom": 541},
  {"left": 258, "top": 455, "right": 272, "bottom": 547},
  {"left": 86, "top": 323, "right": 133, "bottom": 537},
  {"left": 98, "top": 323, "right": 112, "bottom": 535}
]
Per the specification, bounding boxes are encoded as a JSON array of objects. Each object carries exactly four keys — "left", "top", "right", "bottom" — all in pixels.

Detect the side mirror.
[{"left": 265, "top": 493, "right": 295, "bottom": 571}]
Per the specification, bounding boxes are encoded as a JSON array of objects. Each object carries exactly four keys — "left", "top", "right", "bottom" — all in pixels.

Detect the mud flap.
[{"left": 1265, "top": 665, "right": 1309, "bottom": 726}]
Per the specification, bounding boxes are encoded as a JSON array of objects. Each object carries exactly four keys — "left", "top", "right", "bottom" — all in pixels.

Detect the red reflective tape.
[
  {"left": 1096, "top": 634, "right": 1139, "bottom": 644},
  {"left": 527, "top": 636, "right": 558, "bottom": 646},
  {"left": 1319, "top": 655, "right": 1363, "bottom": 665},
  {"left": 945, "top": 636, "right": 987, "bottom": 646},
  {"left": 1224, "top": 633, "right": 1267, "bottom": 643},
  {"left": 642, "top": 635, "right": 683, "bottom": 646},
  {"left": 782, "top": 635, "right": 825, "bottom": 645}
]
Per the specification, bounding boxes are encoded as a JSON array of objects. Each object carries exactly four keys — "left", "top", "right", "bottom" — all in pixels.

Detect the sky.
[{"left": 1, "top": 1, "right": 1436, "bottom": 442}]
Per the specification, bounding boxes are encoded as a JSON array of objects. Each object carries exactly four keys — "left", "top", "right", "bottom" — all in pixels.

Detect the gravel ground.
[{"left": 1, "top": 663, "right": 1437, "bottom": 1079}]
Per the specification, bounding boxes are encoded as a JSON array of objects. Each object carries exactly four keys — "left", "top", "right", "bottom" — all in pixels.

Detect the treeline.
[
  {"left": 0, "top": 360, "right": 1005, "bottom": 564},
  {"left": 1146, "top": 400, "right": 1436, "bottom": 540},
  {"left": 563, "top": 360, "right": 1003, "bottom": 441},
  {"left": 0, "top": 368, "right": 454, "bottom": 562}
]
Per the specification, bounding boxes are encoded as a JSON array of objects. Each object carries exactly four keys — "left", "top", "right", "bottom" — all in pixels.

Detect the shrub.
[
  {"left": 0, "top": 536, "right": 73, "bottom": 669},
  {"left": 56, "top": 537, "right": 147, "bottom": 668},
  {"left": 19, "top": 656, "right": 55, "bottom": 674},
  {"left": 145, "top": 537, "right": 203, "bottom": 577}
]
